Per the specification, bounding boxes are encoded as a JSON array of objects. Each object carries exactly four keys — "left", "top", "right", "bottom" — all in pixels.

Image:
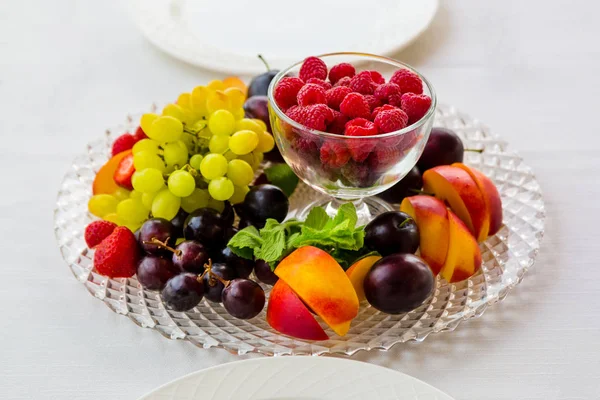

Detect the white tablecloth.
[{"left": 2, "top": 1, "right": 599, "bottom": 399}]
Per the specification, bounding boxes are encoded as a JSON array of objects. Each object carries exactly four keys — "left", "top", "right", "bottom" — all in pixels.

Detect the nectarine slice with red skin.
[
  {"left": 440, "top": 210, "right": 482, "bottom": 283},
  {"left": 92, "top": 150, "right": 131, "bottom": 195},
  {"left": 346, "top": 255, "right": 382, "bottom": 302},
  {"left": 453, "top": 163, "right": 503, "bottom": 237},
  {"left": 275, "top": 246, "right": 359, "bottom": 336},
  {"left": 266, "top": 280, "right": 329, "bottom": 341},
  {"left": 400, "top": 195, "right": 449, "bottom": 275},
  {"left": 422, "top": 165, "right": 488, "bottom": 240}
]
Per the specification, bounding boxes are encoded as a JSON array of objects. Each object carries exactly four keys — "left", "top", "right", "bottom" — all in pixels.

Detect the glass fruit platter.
[{"left": 54, "top": 102, "right": 545, "bottom": 356}]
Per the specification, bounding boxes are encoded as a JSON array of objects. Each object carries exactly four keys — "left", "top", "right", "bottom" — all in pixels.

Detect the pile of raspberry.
[{"left": 274, "top": 56, "right": 431, "bottom": 136}]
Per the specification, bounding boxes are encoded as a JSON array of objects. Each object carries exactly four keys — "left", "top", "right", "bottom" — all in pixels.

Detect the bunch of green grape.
[{"left": 90, "top": 80, "right": 275, "bottom": 231}]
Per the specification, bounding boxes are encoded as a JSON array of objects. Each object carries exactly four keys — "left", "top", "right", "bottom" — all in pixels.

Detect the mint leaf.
[
  {"left": 265, "top": 164, "right": 299, "bottom": 197},
  {"left": 227, "top": 226, "right": 262, "bottom": 260},
  {"left": 304, "top": 207, "right": 330, "bottom": 230},
  {"left": 331, "top": 203, "right": 358, "bottom": 230},
  {"left": 257, "top": 224, "right": 287, "bottom": 262}
]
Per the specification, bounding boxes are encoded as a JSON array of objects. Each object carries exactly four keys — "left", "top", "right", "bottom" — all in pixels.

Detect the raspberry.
[
  {"left": 344, "top": 118, "right": 379, "bottom": 162},
  {"left": 306, "top": 78, "right": 332, "bottom": 90},
  {"left": 368, "top": 146, "right": 403, "bottom": 173},
  {"left": 93, "top": 227, "right": 140, "bottom": 278},
  {"left": 303, "top": 104, "right": 334, "bottom": 131},
  {"left": 111, "top": 133, "right": 136, "bottom": 156},
  {"left": 84, "top": 220, "right": 117, "bottom": 248},
  {"left": 334, "top": 76, "right": 351, "bottom": 87},
  {"left": 297, "top": 83, "right": 327, "bottom": 106},
  {"left": 320, "top": 141, "right": 350, "bottom": 168},
  {"left": 342, "top": 162, "right": 375, "bottom": 187},
  {"left": 328, "top": 63, "right": 356, "bottom": 84},
  {"left": 371, "top": 104, "right": 400, "bottom": 120},
  {"left": 374, "top": 82, "right": 401, "bottom": 103},
  {"left": 374, "top": 109, "right": 408, "bottom": 133},
  {"left": 274, "top": 77, "right": 304, "bottom": 110},
  {"left": 325, "top": 86, "right": 352, "bottom": 111},
  {"left": 299, "top": 56, "right": 328, "bottom": 81},
  {"left": 368, "top": 70, "right": 386, "bottom": 84},
  {"left": 286, "top": 105, "right": 305, "bottom": 123},
  {"left": 401, "top": 93, "right": 432, "bottom": 124},
  {"left": 327, "top": 110, "right": 349, "bottom": 134},
  {"left": 339, "top": 93, "right": 371, "bottom": 119},
  {"left": 292, "top": 135, "right": 320, "bottom": 161},
  {"left": 389, "top": 69, "right": 423, "bottom": 94},
  {"left": 364, "top": 95, "right": 382, "bottom": 112},
  {"left": 349, "top": 71, "right": 375, "bottom": 95},
  {"left": 133, "top": 126, "right": 148, "bottom": 142}
]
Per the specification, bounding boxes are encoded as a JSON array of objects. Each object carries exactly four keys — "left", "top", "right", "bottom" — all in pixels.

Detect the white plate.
[
  {"left": 138, "top": 357, "right": 454, "bottom": 400},
  {"left": 128, "top": 0, "right": 439, "bottom": 74}
]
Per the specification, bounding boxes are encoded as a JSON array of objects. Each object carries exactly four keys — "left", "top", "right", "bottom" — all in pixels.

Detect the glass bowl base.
[{"left": 295, "top": 195, "right": 394, "bottom": 225}]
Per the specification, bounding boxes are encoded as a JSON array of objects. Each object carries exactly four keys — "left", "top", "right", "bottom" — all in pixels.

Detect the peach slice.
[
  {"left": 440, "top": 210, "right": 482, "bottom": 283},
  {"left": 275, "top": 246, "right": 359, "bottom": 336},
  {"left": 400, "top": 195, "right": 449, "bottom": 275},
  {"left": 267, "top": 280, "right": 329, "bottom": 341},
  {"left": 92, "top": 150, "right": 131, "bottom": 195},
  {"left": 453, "top": 163, "right": 503, "bottom": 237},
  {"left": 346, "top": 255, "right": 382, "bottom": 302},
  {"left": 423, "top": 165, "right": 488, "bottom": 240}
]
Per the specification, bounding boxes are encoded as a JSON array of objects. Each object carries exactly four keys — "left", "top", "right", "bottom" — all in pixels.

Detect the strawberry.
[
  {"left": 85, "top": 220, "right": 117, "bottom": 248},
  {"left": 113, "top": 152, "right": 135, "bottom": 190},
  {"left": 93, "top": 227, "right": 140, "bottom": 278},
  {"left": 133, "top": 126, "right": 148, "bottom": 142},
  {"left": 111, "top": 133, "right": 136, "bottom": 156}
]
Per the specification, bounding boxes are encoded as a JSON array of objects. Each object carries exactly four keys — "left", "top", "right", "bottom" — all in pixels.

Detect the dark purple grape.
[
  {"left": 161, "top": 273, "right": 204, "bottom": 312},
  {"left": 137, "top": 256, "right": 177, "bottom": 291},
  {"left": 364, "top": 253, "right": 434, "bottom": 314},
  {"left": 417, "top": 128, "right": 464, "bottom": 172},
  {"left": 252, "top": 172, "right": 269, "bottom": 186},
  {"left": 219, "top": 201, "right": 235, "bottom": 227},
  {"left": 223, "top": 226, "right": 238, "bottom": 243},
  {"left": 183, "top": 208, "right": 226, "bottom": 247},
  {"left": 172, "top": 240, "right": 210, "bottom": 274},
  {"left": 254, "top": 260, "right": 278, "bottom": 285},
  {"left": 365, "top": 211, "right": 419, "bottom": 256},
  {"left": 202, "top": 263, "right": 238, "bottom": 303},
  {"left": 222, "top": 279, "right": 265, "bottom": 319},
  {"left": 139, "top": 218, "right": 176, "bottom": 256},
  {"left": 237, "top": 219, "right": 253, "bottom": 229},
  {"left": 377, "top": 166, "right": 423, "bottom": 204},
  {"left": 247, "top": 60, "right": 278, "bottom": 98},
  {"left": 239, "top": 184, "right": 289, "bottom": 228},
  {"left": 215, "top": 247, "right": 255, "bottom": 279},
  {"left": 170, "top": 208, "right": 189, "bottom": 238},
  {"left": 243, "top": 95, "right": 271, "bottom": 133}
]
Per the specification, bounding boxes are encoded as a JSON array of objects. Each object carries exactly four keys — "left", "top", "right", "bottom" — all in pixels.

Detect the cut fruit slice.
[
  {"left": 346, "top": 255, "right": 382, "bottom": 302},
  {"left": 93, "top": 150, "right": 131, "bottom": 195},
  {"left": 440, "top": 210, "right": 482, "bottom": 283}
]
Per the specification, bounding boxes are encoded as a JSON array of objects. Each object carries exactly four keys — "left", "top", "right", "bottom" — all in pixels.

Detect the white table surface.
[{"left": 1, "top": 1, "right": 599, "bottom": 399}]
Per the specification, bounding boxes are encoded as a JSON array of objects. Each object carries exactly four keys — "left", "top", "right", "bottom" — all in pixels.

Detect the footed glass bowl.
[
  {"left": 54, "top": 104, "right": 545, "bottom": 356},
  {"left": 267, "top": 53, "right": 436, "bottom": 223}
]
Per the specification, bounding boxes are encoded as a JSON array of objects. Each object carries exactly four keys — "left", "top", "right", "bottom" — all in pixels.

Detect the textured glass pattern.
[{"left": 54, "top": 104, "right": 545, "bottom": 356}]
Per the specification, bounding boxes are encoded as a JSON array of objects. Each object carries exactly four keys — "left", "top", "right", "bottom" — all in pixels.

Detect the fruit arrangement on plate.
[{"left": 56, "top": 53, "right": 545, "bottom": 354}]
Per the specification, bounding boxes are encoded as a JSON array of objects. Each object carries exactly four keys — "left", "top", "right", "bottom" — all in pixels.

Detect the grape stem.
[
  {"left": 398, "top": 218, "right": 414, "bottom": 229},
  {"left": 197, "top": 259, "right": 230, "bottom": 287},
  {"left": 409, "top": 189, "right": 436, "bottom": 196},
  {"left": 143, "top": 237, "right": 182, "bottom": 257},
  {"left": 465, "top": 148, "right": 484, "bottom": 153},
  {"left": 257, "top": 54, "right": 270, "bottom": 71}
]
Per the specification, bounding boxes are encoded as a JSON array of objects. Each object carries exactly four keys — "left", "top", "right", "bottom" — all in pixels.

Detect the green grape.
[
  {"left": 112, "top": 187, "right": 130, "bottom": 202},
  {"left": 162, "top": 103, "right": 195, "bottom": 125},
  {"left": 189, "top": 154, "right": 204, "bottom": 170},
  {"left": 223, "top": 151, "right": 237, "bottom": 161},
  {"left": 132, "top": 168, "right": 165, "bottom": 193},
  {"left": 235, "top": 119, "right": 263, "bottom": 135},
  {"left": 200, "top": 153, "right": 228, "bottom": 179},
  {"left": 253, "top": 118, "right": 267, "bottom": 132},
  {"left": 133, "top": 151, "right": 166, "bottom": 172},
  {"left": 151, "top": 189, "right": 181, "bottom": 221},
  {"left": 175, "top": 237, "right": 186, "bottom": 245},
  {"left": 180, "top": 131, "right": 195, "bottom": 151},
  {"left": 208, "top": 109, "right": 235, "bottom": 136},
  {"left": 177, "top": 93, "right": 192, "bottom": 110},
  {"left": 132, "top": 138, "right": 159, "bottom": 155},
  {"left": 149, "top": 116, "right": 183, "bottom": 143},
  {"left": 129, "top": 190, "right": 142, "bottom": 200},
  {"left": 117, "top": 198, "right": 149, "bottom": 223},
  {"left": 256, "top": 131, "right": 275, "bottom": 153},
  {"left": 224, "top": 87, "right": 246, "bottom": 109},
  {"left": 207, "top": 80, "right": 226, "bottom": 91},
  {"left": 190, "top": 86, "right": 210, "bottom": 117},
  {"left": 232, "top": 107, "right": 246, "bottom": 120},
  {"left": 227, "top": 159, "right": 254, "bottom": 186},
  {"left": 208, "top": 177, "right": 234, "bottom": 201},
  {"left": 237, "top": 153, "right": 254, "bottom": 166},
  {"left": 88, "top": 194, "right": 117, "bottom": 218},
  {"left": 124, "top": 221, "right": 143, "bottom": 233},
  {"left": 229, "top": 130, "right": 259, "bottom": 155},
  {"left": 163, "top": 140, "right": 189, "bottom": 167},
  {"left": 207, "top": 198, "right": 225, "bottom": 213},
  {"left": 229, "top": 185, "right": 250, "bottom": 204},
  {"left": 141, "top": 192, "right": 156, "bottom": 210},
  {"left": 140, "top": 113, "right": 159, "bottom": 136},
  {"left": 208, "top": 134, "right": 229, "bottom": 154},
  {"left": 206, "top": 91, "right": 231, "bottom": 114},
  {"left": 168, "top": 170, "right": 196, "bottom": 197},
  {"left": 103, "top": 213, "right": 122, "bottom": 225},
  {"left": 251, "top": 151, "right": 264, "bottom": 170},
  {"left": 181, "top": 188, "right": 210, "bottom": 213}
]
